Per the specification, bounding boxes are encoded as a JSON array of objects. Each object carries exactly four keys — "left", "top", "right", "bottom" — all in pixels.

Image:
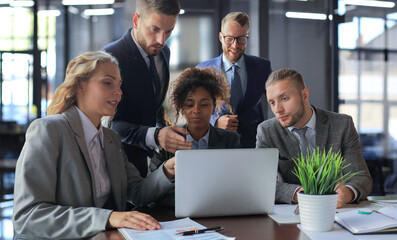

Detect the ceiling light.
[
  {"left": 0, "top": 0, "right": 11, "bottom": 5},
  {"left": 345, "top": 0, "right": 395, "bottom": 8},
  {"left": 10, "top": 0, "right": 34, "bottom": 7},
  {"left": 179, "top": 9, "right": 185, "bottom": 14},
  {"left": 38, "top": 9, "right": 61, "bottom": 17},
  {"left": 62, "top": 0, "right": 115, "bottom": 6},
  {"left": 83, "top": 8, "right": 114, "bottom": 16},
  {"left": 285, "top": 11, "right": 327, "bottom": 20}
]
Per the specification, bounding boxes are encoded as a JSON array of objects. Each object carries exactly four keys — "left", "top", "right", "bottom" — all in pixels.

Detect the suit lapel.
[
  {"left": 244, "top": 55, "right": 264, "bottom": 112},
  {"left": 62, "top": 107, "right": 98, "bottom": 206},
  {"left": 123, "top": 31, "right": 156, "bottom": 110},
  {"left": 208, "top": 125, "right": 221, "bottom": 148},
  {"left": 103, "top": 131, "right": 124, "bottom": 210},
  {"left": 314, "top": 106, "right": 329, "bottom": 149},
  {"left": 158, "top": 50, "right": 170, "bottom": 108}
]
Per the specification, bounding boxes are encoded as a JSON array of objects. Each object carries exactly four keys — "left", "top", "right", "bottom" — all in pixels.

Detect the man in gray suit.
[{"left": 256, "top": 68, "right": 372, "bottom": 208}]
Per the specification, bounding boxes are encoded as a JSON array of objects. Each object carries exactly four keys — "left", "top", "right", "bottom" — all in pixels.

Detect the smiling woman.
[{"left": 12, "top": 51, "right": 176, "bottom": 239}]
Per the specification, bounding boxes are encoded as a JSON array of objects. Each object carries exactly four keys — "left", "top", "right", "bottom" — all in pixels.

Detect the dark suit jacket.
[
  {"left": 256, "top": 106, "right": 373, "bottom": 204},
  {"left": 13, "top": 107, "right": 173, "bottom": 239},
  {"left": 197, "top": 53, "right": 272, "bottom": 148},
  {"left": 104, "top": 29, "right": 170, "bottom": 177},
  {"left": 149, "top": 125, "right": 241, "bottom": 206}
]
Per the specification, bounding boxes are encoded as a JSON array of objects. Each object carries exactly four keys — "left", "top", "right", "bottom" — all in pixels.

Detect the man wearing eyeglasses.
[{"left": 197, "top": 12, "right": 272, "bottom": 148}]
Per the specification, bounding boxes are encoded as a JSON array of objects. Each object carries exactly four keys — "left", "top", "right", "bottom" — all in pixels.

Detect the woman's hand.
[{"left": 107, "top": 211, "right": 161, "bottom": 230}]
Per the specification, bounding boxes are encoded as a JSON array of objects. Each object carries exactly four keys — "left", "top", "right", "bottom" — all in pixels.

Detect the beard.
[
  {"left": 135, "top": 31, "right": 163, "bottom": 56},
  {"left": 279, "top": 99, "right": 306, "bottom": 128}
]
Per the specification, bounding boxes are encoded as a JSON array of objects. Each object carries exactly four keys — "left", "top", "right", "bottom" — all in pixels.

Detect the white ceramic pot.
[{"left": 297, "top": 192, "right": 338, "bottom": 232}]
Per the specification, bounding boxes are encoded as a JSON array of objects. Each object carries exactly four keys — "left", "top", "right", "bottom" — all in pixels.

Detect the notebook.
[
  {"left": 175, "top": 148, "right": 279, "bottom": 218},
  {"left": 335, "top": 207, "right": 397, "bottom": 234}
]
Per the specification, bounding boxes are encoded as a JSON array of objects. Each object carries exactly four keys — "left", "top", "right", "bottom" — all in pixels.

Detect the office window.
[
  {"left": 338, "top": 8, "right": 397, "bottom": 194},
  {"left": 0, "top": 7, "right": 56, "bottom": 124}
]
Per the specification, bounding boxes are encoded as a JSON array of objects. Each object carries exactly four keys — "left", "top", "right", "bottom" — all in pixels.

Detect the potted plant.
[{"left": 292, "top": 147, "right": 359, "bottom": 232}]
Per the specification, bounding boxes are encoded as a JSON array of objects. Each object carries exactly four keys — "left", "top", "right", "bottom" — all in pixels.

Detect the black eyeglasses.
[{"left": 221, "top": 34, "right": 249, "bottom": 45}]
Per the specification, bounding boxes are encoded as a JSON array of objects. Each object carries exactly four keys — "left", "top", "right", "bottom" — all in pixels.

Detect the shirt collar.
[
  {"left": 186, "top": 127, "right": 210, "bottom": 148},
  {"left": 75, "top": 106, "right": 104, "bottom": 148},
  {"left": 222, "top": 54, "right": 245, "bottom": 72},
  {"left": 287, "top": 106, "right": 317, "bottom": 132}
]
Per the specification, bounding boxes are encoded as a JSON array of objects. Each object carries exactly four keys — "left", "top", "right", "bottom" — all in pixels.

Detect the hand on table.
[
  {"left": 107, "top": 211, "right": 161, "bottom": 230},
  {"left": 336, "top": 184, "right": 354, "bottom": 208}
]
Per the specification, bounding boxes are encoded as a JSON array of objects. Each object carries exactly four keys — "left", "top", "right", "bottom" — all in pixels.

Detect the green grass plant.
[{"left": 292, "top": 147, "right": 359, "bottom": 195}]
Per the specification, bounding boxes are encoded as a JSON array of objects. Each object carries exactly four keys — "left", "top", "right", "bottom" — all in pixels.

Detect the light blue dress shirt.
[
  {"left": 186, "top": 128, "right": 210, "bottom": 149},
  {"left": 222, "top": 54, "right": 248, "bottom": 96}
]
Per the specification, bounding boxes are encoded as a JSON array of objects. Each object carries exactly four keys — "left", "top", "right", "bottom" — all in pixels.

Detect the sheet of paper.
[
  {"left": 119, "top": 217, "right": 235, "bottom": 240},
  {"left": 297, "top": 223, "right": 397, "bottom": 240},
  {"left": 336, "top": 201, "right": 388, "bottom": 213},
  {"left": 268, "top": 204, "right": 301, "bottom": 224}
]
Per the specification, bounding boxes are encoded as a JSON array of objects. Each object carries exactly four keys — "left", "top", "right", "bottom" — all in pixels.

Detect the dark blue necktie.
[
  {"left": 230, "top": 64, "right": 243, "bottom": 113},
  {"left": 148, "top": 55, "right": 161, "bottom": 105}
]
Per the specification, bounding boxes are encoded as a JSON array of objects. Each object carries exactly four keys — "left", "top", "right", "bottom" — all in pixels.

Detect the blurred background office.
[{"left": 0, "top": 0, "right": 397, "bottom": 238}]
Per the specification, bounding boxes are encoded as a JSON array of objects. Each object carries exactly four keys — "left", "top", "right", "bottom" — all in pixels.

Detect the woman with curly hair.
[{"left": 150, "top": 67, "right": 241, "bottom": 206}]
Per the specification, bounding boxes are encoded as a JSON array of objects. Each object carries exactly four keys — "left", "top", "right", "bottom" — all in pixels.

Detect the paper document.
[
  {"left": 268, "top": 204, "right": 300, "bottom": 224},
  {"left": 335, "top": 207, "right": 397, "bottom": 234},
  {"left": 118, "top": 217, "right": 235, "bottom": 240},
  {"left": 298, "top": 223, "right": 397, "bottom": 240}
]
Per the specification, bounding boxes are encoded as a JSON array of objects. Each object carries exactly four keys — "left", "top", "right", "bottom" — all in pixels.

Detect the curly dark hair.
[{"left": 169, "top": 67, "right": 231, "bottom": 124}]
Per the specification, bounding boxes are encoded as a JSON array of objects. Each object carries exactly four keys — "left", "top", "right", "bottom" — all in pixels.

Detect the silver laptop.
[{"left": 175, "top": 148, "right": 279, "bottom": 218}]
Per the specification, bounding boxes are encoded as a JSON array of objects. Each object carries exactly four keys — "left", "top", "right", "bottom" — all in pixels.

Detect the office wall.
[{"left": 268, "top": 1, "right": 331, "bottom": 110}]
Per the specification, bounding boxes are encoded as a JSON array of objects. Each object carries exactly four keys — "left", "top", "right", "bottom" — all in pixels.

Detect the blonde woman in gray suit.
[{"left": 13, "top": 51, "right": 176, "bottom": 239}]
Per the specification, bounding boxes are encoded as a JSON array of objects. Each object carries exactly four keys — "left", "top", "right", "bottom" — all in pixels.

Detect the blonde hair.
[
  {"left": 266, "top": 67, "right": 306, "bottom": 90},
  {"left": 221, "top": 12, "right": 250, "bottom": 33},
  {"left": 47, "top": 51, "right": 119, "bottom": 116}
]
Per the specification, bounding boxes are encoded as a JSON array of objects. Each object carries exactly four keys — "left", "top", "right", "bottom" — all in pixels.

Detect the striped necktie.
[{"left": 293, "top": 126, "right": 309, "bottom": 157}]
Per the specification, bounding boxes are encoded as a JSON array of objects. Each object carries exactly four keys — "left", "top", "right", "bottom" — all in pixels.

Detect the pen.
[
  {"left": 294, "top": 205, "right": 299, "bottom": 215},
  {"left": 177, "top": 226, "right": 224, "bottom": 235}
]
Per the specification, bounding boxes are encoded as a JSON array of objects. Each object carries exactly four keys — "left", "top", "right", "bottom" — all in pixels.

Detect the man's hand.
[
  {"left": 336, "top": 184, "right": 354, "bottom": 208},
  {"left": 157, "top": 126, "right": 192, "bottom": 153},
  {"left": 293, "top": 186, "right": 304, "bottom": 202},
  {"left": 215, "top": 115, "right": 239, "bottom": 132},
  {"left": 107, "top": 211, "right": 161, "bottom": 230},
  {"left": 163, "top": 157, "right": 175, "bottom": 179}
]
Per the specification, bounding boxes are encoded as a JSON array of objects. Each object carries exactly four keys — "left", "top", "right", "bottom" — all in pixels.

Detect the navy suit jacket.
[
  {"left": 197, "top": 53, "right": 272, "bottom": 148},
  {"left": 104, "top": 29, "right": 170, "bottom": 177}
]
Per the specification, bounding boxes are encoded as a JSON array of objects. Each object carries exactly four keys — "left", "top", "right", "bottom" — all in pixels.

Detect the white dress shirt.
[{"left": 76, "top": 106, "right": 111, "bottom": 207}]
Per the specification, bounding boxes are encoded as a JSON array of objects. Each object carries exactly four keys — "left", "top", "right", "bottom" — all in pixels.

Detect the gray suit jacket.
[
  {"left": 149, "top": 125, "right": 241, "bottom": 206},
  {"left": 12, "top": 107, "right": 174, "bottom": 239},
  {"left": 256, "top": 106, "right": 373, "bottom": 204}
]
